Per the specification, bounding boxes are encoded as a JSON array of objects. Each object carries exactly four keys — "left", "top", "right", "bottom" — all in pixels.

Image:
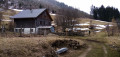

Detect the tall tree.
[
  {"left": 0, "top": 12, "right": 2, "bottom": 26},
  {"left": 91, "top": 5, "right": 120, "bottom": 22}
]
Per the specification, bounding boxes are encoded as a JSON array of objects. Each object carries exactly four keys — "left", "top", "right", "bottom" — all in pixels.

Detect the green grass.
[
  {"left": 86, "top": 43, "right": 120, "bottom": 57},
  {"left": 0, "top": 31, "right": 120, "bottom": 57},
  {"left": 105, "top": 45, "right": 120, "bottom": 57},
  {"left": 61, "top": 32, "right": 120, "bottom": 57},
  {"left": 62, "top": 32, "right": 108, "bottom": 43},
  {"left": 86, "top": 43, "right": 104, "bottom": 57}
]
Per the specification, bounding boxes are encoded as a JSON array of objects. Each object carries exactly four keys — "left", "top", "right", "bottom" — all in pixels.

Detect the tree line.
[{"left": 91, "top": 5, "right": 120, "bottom": 22}]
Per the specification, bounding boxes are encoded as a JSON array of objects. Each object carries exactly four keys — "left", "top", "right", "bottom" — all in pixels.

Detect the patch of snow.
[
  {"left": 96, "top": 25, "right": 106, "bottom": 28},
  {"left": 9, "top": 6, "right": 14, "bottom": 9},
  {"left": 11, "top": 9, "right": 23, "bottom": 11},
  {"left": 109, "top": 25, "right": 113, "bottom": 26},
  {"left": 75, "top": 23, "right": 90, "bottom": 26},
  {"left": 50, "top": 13, "right": 56, "bottom": 16},
  {"left": 95, "top": 27, "right": 105, "bottom": 29},
  {"left": 1, "top": 20, "right": 12, "bottom": 22},
  {"left": 51, "top": 23, "right": 55, "bottom": 26},
  {"left": 73, "top": 28, "right": 89, "bottom": 31},
  {"left": 95, "top": 30, "right": 101, "bottom": 32}
]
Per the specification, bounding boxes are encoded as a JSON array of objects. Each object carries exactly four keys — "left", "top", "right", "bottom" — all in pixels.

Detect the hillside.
[{"left": 0, "top": 0, "right": 91, "bottom": 18}]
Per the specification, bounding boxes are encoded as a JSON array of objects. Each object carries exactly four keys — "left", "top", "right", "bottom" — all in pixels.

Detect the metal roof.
[
  {"left": 11, "top": 8, "right": 46, "bottom": 19},
  {"left": 0, "top": 8, "right": 3, "bottom": 11}
]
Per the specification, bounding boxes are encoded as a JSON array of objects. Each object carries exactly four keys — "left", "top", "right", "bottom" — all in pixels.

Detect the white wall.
[{"left": 14, "top": 28, "right": 36, "bottom": 34}]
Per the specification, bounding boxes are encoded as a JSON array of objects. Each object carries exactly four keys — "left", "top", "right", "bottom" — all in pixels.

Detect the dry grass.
[
  {"left": 77, "top": 18, "right": 112, "bottom": 25},
  {"left": 0, "top": 37, "right": 56, "bottom": 57},
  {"left": 0, "top": 35, "right": 85, "bottom": 57},
  {"left": 1, "top": 9, "right": 19, "bottom": 20},
  {"left": 0, "top": 9, "right": 20, "bottom": 29},
  {"left": 106, "top": 36, "right": 120, "bottom": 46}
]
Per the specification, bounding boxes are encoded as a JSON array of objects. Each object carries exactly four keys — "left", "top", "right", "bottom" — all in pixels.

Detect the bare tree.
[
  {"left": 116, "top": 19, "right": 120, "bottom": 36},
  {"left": 89, "top": 20, "right": 96, "bottom": 35},
  {"left": 106, "top": 23, "right": 110, "bottom": 36},
  {"left": 0, "top": 12, "right": 2, "bottom": 33},
  {"left": 54, "top": 8, "right": 79, "bottom": 35},
  {"left": 4, "top": 0, "right": 9, "bottom": 9}
]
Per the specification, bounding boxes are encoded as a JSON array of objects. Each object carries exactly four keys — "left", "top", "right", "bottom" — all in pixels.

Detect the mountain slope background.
[{"left": 0, "top": 0, "right": 91, "bottom": 18}]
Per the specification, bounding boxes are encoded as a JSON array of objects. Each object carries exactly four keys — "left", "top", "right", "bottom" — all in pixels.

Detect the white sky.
[{"left": 56, "top": 0, "right": 120, "bottom": 14}]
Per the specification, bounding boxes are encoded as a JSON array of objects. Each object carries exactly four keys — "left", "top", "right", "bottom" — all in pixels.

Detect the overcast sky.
[{"left": 56, "top": 0, "right": 120, "bottom": 14}]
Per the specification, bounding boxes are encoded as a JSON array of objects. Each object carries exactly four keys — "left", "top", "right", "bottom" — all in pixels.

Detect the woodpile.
[{"left": 51, "top": 39, "right": 83, "bottom": 50}]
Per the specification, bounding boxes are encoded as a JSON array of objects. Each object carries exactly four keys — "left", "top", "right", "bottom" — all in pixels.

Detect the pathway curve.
[
  {"left": 103, "top": 45, "right": 108, "bottom": 57},
  {"left": 79, "top": 45, "right": 92, "bottom": 57}
]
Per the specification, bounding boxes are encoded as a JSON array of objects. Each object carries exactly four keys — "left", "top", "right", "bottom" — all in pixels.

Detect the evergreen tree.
[{"left": 91, "top": 5, "right": 120, "bottom": 22}]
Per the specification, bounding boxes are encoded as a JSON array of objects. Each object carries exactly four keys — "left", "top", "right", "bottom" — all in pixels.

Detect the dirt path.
[
  {"left": 103, "top": 45, "right": 108, "bottom": 57},
  {"left": 79, "top": 45, "right": 92, "bottom": 57}
]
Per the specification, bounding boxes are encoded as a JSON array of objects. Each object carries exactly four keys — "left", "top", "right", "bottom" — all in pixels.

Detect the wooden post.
[
  {"left": 44, "top": 28, "right": 46, "bottom": 37},
  {"left": 19, "top": 25, "right": 22, "bottom": 37},
  {"left": 30, "top": 27, "right": 32, "bottom": 37},
  {"left": 35, "top": 19, "right": 37, "bottom": 36},
  {"left": 65, "top": 28, "right": 68, "bottom": 38},
  {"left": 1, "top": 25, "right": 4, "bottom": 33}
]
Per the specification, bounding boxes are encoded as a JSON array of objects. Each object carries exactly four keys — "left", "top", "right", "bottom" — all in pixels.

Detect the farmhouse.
[{"left": 11, "top": 8, "right": 54, "bottom": 34}]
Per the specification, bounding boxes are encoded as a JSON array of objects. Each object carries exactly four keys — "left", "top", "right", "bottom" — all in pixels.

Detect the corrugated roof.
[
  {"left": 0, "top": 8, "right": 3, "bottom": 11},
  {"left": 11, "top": 8, "right": 46, "bottom": 19}
]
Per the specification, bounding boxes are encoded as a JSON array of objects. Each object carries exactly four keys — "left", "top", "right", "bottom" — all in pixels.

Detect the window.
[
  {"left": 22, "top": 29, "right": 24, "bottom": 32},
  {"left": 40, "top": 21, "right": 42, "bottom": 25},
  {"left": 49, "top": 22, "right": 51, "bottom": 25},
  {"left": 18, "top": 29, "right": 24, "bottom": 32},
  {"left": 30, "top": 29, "right": 33, "bottom": 32},
  {"left": 45, "top": 22, "right": 48, "bottom": 25},
  {"left": 19, "top": 29, "right": 22, "bottom": 32},
  {"left": 15, "top": 29, "right": 18, "bottom": 32},
  {"left": 43, "top": 21, "right": 45, "bottom": 25}
]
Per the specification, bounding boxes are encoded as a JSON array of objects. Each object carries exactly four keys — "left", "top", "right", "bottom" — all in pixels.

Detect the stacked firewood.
[
  {"left": 68, "top": 39, "right": 81, "bottom": 50},
  {"left": 51, "top": 39, "right": 82, "bottom": 50}
]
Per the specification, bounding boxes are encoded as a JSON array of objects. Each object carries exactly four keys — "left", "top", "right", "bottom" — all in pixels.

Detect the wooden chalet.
[{"left": 11, "top": 8, "right": 54, "bottom": 34}]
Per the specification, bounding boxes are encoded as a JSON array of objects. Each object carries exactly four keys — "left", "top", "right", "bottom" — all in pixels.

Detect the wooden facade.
[
  {"left": 14, "top": 9, "right": 52, "bottom": 28},
  {"left": 12, "top": 9, "right": 53, "bottom": 34}
]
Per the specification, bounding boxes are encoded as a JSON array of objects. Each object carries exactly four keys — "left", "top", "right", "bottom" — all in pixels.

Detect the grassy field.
[
  {"left": 0, "top": 32, "right": 120, "bottom": 57},
  {"left": 0, "top": 13, "right": 120, "bottom": 57},
  {"left": 62, "top": 31, "right": 120, "bottom": 57},
  {"left": 86, "top": 43, "right": 104, "bottom": 57},
  {"left": 77, "top": 18, "right": 112, "bottom": 25},
  {"left": 0, "top": 37, "right": 55, "bottom": 57},
  {"left": 0, "top": 35, "right": 86, "bottom": 57}
]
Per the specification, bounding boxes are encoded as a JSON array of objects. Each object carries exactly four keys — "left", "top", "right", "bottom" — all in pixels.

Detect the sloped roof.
[
  {"left": 0, "top": 8, "right": 4, "bottom": 11},
  {"left": 11, "top": 8, "right": 46, "bottom": 19}
]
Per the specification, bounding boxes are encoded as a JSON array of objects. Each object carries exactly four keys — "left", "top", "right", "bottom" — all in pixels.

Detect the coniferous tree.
[{"left": 91, "top": 5, "right": 120, "bottom": 22}]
